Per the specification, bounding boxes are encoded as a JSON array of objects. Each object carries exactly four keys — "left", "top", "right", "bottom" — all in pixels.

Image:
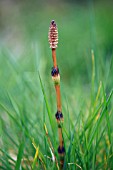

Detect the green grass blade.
[
  {"left": 32, "top": 146, "right": 39, "bottom": 170},
  {"left": 0, "top": 102, "right": 21, "bottom": 128},
  {"left": 0, "top": 165, "right": 7, "bottom": 170},
  {"left": 7, "top": 92, "right": 20, "bottom": 116},
  {"left": 38, "top": 72, "right": 55, "bottom": 137},
  {"left": 87, "top": 89, "right": 113, "bottom": 151},
  {"left": 102, "top": 83, "right": 111, "bottom": 144},
  {"left": 0, "top": 158, "right": 12, "bottom": 170},
  {"left": 15, "top": 141, "right": 25, "bottom": 170},
  {"left": 0, "top": 148, "right": 16, "bottom": 164},
  {"left": 91, "top": 50, "right": 95, "bottom": 106},
  {"left": 84, "top": 103, "right": 102, "bottom": 131}
]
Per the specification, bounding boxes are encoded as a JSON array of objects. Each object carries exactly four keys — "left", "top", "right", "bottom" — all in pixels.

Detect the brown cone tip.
[{"left": 48, "top": 20, "right": 58, "bottom": 49}]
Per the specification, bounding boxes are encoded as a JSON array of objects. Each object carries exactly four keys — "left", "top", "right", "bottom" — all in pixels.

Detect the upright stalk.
[{"left": 48, "top": 20, "right": 65, "bottom": 169}]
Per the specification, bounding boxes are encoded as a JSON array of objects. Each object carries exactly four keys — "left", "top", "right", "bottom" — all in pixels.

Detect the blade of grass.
[
  {"left": 85, "top": 81, "right": 102, "bottom": 131},
  {"left": 0, "top": 158, "right": 12, "bottom": 170},
  {"left": 0, "top": 148, "right": 16, "bottom": 164},
  {"left": 38, "top": 72, "right": 55, "bottom": 138},
  {"left": 0, "top": 102, "right": 31, "bottom": 140},
  {"left": 87, "top": 89, "right": 113, "bottom": 151},
  {"left": 7, "top": 92, "right": 30, "bottom": 135},
  {"left": 1, "top": 118, "right": 18, "bottom": 147},
  {"left": 71, "top": 125, "right": 87, "bottom": 170},
  {"left": 102, "top": 83, "right": 111, "bottom": 144},
  {"left": 15, "top": 141, "right": 25, "bottom": 170},
  {"left": 31, "top": 138, "right": 47, "bottom": 170},
  {"left": 0, "top": 103, "right": 21, "bottom": 128},
  {"left": 93, "top": 81, "right": 102, "bottom": 109},
  {"left": 0, "top": 165, "right": 7, "bottom": 170},
  {"left": 7, "top": 92, "right": 20, "bottom": 117},
  {"left": 44, "top": 123, "right": 59, "bottom": 170},
  {"left": 84, "top": 103, "right": 102, "bottom": 131},
  {"left": 67, "top": 110, "right": 83, "bottom": 164},
  {"left": 32, "top": 145, "right": 39, "bottom": 170},
  {"left": 91, "top": 50, "right": 95, "bottom": 106}
]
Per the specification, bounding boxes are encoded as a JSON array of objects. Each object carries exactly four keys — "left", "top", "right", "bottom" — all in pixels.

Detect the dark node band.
[
  {"left": 51, "top": 67, "right": 59, "bottom": 77},
  {"left": 58, "top": 146, "right": 65, "bottom": 154},
  {"left": 55, "top": 111, "right": 63, "bottom": 120}
]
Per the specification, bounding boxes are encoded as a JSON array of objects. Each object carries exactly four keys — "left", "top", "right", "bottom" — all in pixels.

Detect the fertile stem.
[
  {"left": 52, "top": 49, "right": 57, "bottom": 68},
  {"left": 48, "top": 20, "right": 65, "bottom": 169},
  {"left": 55, "top": 85, "right": 62, "bottom": 112}
]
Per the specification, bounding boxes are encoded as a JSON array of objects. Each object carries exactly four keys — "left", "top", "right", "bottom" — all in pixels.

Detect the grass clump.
[{"left": 0, "top": 47, "right": 113, "bottom": 169}]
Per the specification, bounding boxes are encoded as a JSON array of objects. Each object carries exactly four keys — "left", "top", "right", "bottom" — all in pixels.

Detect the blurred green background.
[
  {"left": 0, "top": 0, "right": 113, "bottom": 168},
  {"left": 0, "top": 0, "right": 113, "bottom": 92}
]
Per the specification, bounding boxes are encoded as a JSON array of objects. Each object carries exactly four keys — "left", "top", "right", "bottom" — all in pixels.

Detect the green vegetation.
[{"left": 0, "top": 1, "right": 113, "bottom": 169}]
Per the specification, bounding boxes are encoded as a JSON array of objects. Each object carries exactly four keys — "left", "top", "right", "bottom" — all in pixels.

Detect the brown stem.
[
  {"left": 52, "top": 49, "right": 57, "bottom": 68},
  {"left": 55, "top": 85, "right": 62, "bottom": 112},
  {"left": 58, "top": 128, "right": 63, "bottom": 148}
]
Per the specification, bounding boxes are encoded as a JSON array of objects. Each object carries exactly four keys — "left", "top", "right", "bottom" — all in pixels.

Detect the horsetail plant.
[{"left": 48, "top": 20, "right": 65, "bottom": 169}]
